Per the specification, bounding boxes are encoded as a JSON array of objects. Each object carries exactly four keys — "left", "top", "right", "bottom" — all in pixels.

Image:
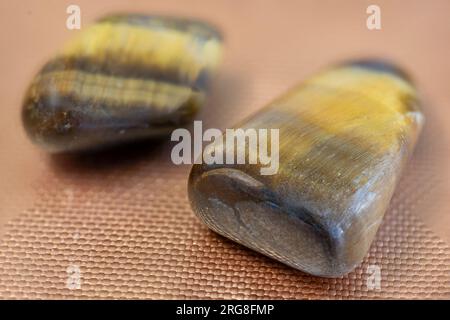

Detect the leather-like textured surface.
[{"left": 0, "top": 0, "right": 449, "bottom": 299}]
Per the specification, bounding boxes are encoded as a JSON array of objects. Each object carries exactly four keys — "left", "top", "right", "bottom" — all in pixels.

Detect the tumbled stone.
[
  {"left": 188, "top": 60, "right": 424, "bottom": 277},
  {"left": 22, "top": 14, "right": 222, "bottom": 152}
]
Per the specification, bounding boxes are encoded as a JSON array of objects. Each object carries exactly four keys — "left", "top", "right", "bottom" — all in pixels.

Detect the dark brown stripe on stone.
[
  {"left": 39, "top": 56, "right": 211, "bottom": 91},
  {"left": 24, "top": 89, "right": 202, "bottom": 127}
]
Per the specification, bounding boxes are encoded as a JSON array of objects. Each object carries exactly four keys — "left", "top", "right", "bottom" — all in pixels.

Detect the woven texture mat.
[{"left": 0, "top": 1, "right": 449, "bottom": 299}]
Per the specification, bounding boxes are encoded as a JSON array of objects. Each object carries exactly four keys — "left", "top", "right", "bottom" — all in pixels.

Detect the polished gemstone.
[
  {"left": 188, "top": 60, "right": 424, "bottom": 277},
  {"left": 22, "top": 14, "right": 222, "bottom": 152}
]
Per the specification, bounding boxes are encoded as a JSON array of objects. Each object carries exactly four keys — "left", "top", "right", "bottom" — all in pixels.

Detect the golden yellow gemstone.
[
  {"left": 188, "top": 60, "right": 424, "bottom": 277},
  {"left": 22, "top": 14, "right": 223, "bottom": 152}
]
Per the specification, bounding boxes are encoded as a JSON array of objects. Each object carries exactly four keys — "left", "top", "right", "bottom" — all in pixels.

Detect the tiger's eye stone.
[
  {"left": 188, "top": 60, "right": 424, "bottom": 277},
  {"left": 22, "top": 14, "right": 222, "bottom": 152}
]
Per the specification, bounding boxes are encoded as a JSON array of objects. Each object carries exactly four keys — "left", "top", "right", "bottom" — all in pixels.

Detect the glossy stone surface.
[
  {"left": 22, "top": 14, "right": 222, "bottom": 152},
  {"left": 188, "top": 61, "right": 424, "bottom": 277}
]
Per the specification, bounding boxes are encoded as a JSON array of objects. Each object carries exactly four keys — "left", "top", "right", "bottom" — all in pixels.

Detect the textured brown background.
[{"left": 0, "top": 0, "right": 449, "bottom": 299}]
